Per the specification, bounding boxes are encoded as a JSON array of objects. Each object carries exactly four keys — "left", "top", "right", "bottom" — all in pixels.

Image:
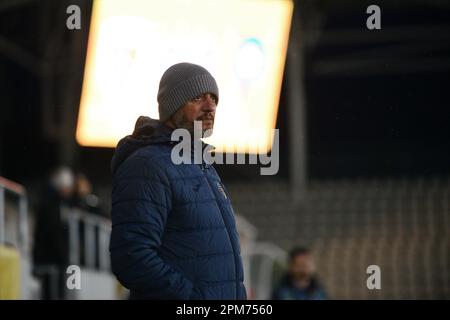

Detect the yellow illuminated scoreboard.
[{"left": 76, "top": 0, "right": 293, "bottom": 153}]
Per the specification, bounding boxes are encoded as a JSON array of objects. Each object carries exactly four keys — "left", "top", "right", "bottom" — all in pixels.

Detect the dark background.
[{"left": 0, "top": 0, "right": 449, "bottom": 185}]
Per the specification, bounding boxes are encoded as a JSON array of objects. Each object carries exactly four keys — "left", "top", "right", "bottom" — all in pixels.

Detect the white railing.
[
  {"left": 60, "top": 207, "right": 119, "bottom": 299},
  {"left": 61, "top": 206, "right": 111, "bottom": 271},
  {"left": 33, "top": 206, "right": 116, "bottom": 299},
  {"left": 242, "top": 242, "right": 287, "bottom": 300},
  {"left": 236, "top": 214, "right": 287, "bottom": 300}
]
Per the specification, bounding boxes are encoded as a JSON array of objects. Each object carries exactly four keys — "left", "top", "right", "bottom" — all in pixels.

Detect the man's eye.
[{"left": 193, "top": 96, "right": 202, "bottom": 101}]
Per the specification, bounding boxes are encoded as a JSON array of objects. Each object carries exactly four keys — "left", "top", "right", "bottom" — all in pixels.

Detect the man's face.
[
  {"left": 289, "top": 254, "right": 315, "bottom": 280},
  {"left": 169, "top": 93, "right": 217, "bottom": 137}
]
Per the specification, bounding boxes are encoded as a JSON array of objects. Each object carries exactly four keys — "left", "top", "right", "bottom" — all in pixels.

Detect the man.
[
  {"left": 272, "top": 247, "right": 327, "bottom": 300},
  {"left": 33, "top": 166, "right": 75, "bottom": 299},
  {"left": 110, "top": 62, "right": 246, "bottom": 300}
]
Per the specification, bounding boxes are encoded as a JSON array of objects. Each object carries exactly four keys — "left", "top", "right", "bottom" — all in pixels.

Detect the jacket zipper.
[{"left": 200, "top": 163, "right": 240, "bottom": 298}]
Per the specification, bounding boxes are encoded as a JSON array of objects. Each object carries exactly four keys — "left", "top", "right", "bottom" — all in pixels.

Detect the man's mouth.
[{"left": 199, "top": 118, "right": 214, "bottom": 123}]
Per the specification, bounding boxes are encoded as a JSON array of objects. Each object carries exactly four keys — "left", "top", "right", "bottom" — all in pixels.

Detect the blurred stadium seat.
[{"left": 228, "top": 177, "right": 450, "bottom": 299}]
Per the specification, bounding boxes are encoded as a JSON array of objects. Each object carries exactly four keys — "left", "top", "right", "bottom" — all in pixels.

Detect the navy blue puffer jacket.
[{"left": 110, "top": 116, "right": 246, "bottom": 300}]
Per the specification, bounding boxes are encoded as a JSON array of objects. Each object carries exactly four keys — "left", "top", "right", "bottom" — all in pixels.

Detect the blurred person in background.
[
  {"left": 272, "top": 247, "right": 327, "bottom": 300},
  {"left": 73, "top": 172, "right": 104, "bottom": 217},
  {"left": 33, "top": 166, "right": 75, "bottom": 299},
  {"left": 110, "top": 62, "right": 246, "bottom": 300}
]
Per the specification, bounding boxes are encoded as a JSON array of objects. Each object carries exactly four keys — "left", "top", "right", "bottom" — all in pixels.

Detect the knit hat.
[{"left": 157, "top": 62, "right": 219, "bottom": 123}]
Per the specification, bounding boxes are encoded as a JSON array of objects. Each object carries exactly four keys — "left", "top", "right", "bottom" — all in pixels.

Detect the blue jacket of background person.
[
  {"left": 110, "top": 116, "right": 246, "bottom": 300},
  {"left": 272, "top": 274, "right": 327, "bottom": 300}
]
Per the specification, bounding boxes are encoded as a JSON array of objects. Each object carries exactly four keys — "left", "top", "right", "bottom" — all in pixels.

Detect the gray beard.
[
  {"left": 171, "top": 110, "right": 212, "bottom": 137},
  {"left": 171, "top": 109, "right": 193, "bottom": 135}
]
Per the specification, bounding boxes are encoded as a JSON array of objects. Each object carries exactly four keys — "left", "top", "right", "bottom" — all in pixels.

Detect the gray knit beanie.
[{"left": 157, "top": 62, "right": 219, "bottom": 123}]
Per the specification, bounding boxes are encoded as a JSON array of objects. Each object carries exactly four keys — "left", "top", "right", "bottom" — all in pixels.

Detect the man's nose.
[{"left": 202, "top": 94, "right": 216, "bottom": 111}]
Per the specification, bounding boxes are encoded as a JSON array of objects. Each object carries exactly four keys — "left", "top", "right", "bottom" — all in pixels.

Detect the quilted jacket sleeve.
[{"left": 109, "top": 155, "right": 197, "bottom": 299}]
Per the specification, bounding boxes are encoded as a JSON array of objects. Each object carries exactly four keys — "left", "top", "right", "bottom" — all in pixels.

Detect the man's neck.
[{"left": 164, "top": 119, "right": 176, "bottom": 129}]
